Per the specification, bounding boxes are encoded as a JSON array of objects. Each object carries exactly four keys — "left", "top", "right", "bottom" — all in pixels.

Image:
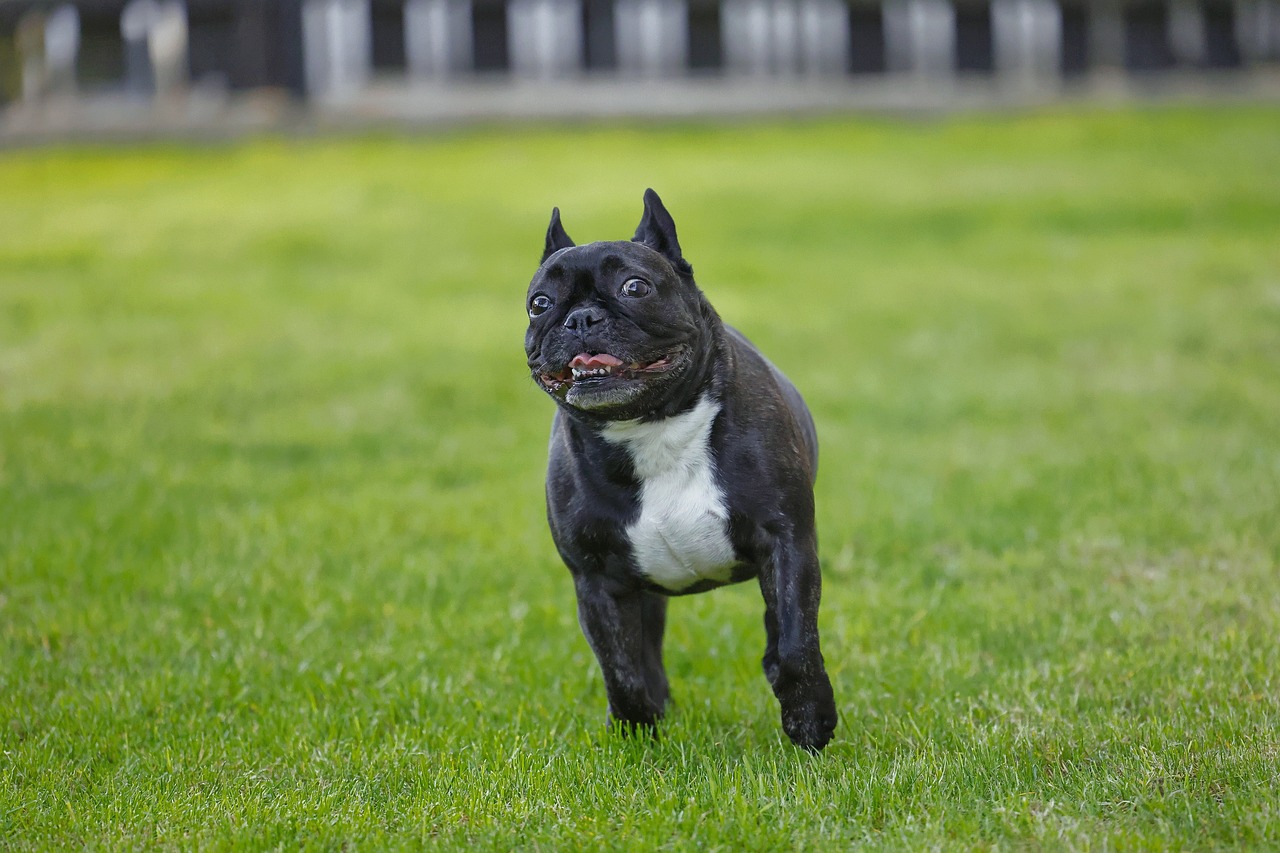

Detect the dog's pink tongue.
[{"left": 570, "top": 353, "right": 624, "bottom": 369}]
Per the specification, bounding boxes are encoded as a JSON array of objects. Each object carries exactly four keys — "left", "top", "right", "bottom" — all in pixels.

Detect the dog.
[{"left": 524, "top": 189, "right": 837, "bottom": 751}]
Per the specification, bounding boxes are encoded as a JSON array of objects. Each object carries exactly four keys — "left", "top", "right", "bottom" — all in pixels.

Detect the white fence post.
[
  {"left": 770, "top": 0, "right": 801, "bottom": 72},
  {"left": 44, "top": 4, "right": 81, "bottom": 97},
  {"left": 799, "top": 0, "right": 851, "bottom": 75},
  {"left": 149, "top": 1, "right": 189, "bottom": 95},
  {"left": 405, "top": 0, "right": 474, "bottom": 76},
  {"left": 723, "top": 0, "right": 768, "bottom": 74},
  {"left": 992, "top": 0, "right": 1061, "bottom": 80},
  {"left": 885, "top": 0, "right": 956, "bottom": 76},
  {"left": 616, "top": 0, "right": 688, "bottom": 76},
  {"left": 303, "top": 0, "right": 372, "bottom": 99},
  {"left": 509, "top": 0, "right": 583, "bottom": 78},
  {"left": 726, "top": 0, "right": 848, "bottom": 74}
]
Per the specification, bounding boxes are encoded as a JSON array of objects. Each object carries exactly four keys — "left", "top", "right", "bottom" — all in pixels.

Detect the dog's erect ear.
[
  {"left": 542, "top": 207, "right": 575, "bottom": 263},
  {"left": 632, "top": 188, "right": 690, "bottom": 274}
]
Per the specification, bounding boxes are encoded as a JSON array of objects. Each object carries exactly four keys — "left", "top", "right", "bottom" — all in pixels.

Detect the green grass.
[{"left": 2, "top": 106, "right": 1279, "bottom": 849}]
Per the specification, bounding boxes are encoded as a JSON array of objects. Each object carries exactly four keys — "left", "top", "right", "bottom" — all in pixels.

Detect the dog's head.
[{"left": 524, "top": 189, "right": 716, "bottom": 420}]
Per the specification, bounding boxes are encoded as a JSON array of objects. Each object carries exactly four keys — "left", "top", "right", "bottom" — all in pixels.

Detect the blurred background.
[{"left": 2, "top": 0, "right": 1279, "bottom": 141}]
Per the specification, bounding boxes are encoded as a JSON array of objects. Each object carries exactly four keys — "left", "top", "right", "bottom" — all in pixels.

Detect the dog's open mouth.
[{"left": 538, "top": 351, "right": 677, "bottom": 393}]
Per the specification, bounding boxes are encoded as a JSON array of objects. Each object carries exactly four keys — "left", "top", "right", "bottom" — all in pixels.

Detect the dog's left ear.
[
  {"left": 633, "top": 188, "right": 691, "bottom": 275},
  {"left": 542, "top": 207, "right": 575, "bottom": 263}
]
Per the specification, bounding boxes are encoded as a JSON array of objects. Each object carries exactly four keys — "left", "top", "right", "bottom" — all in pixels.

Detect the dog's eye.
[
  {"left": 529, "top": 294, "right": 553, "bottom": 317},
  {"left": 620, "top": 278, "right": 652, "bottom": 298}
]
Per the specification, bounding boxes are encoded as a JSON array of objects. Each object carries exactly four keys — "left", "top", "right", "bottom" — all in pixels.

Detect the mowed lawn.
[{"left": 2, "top": 106, "right": 1279, "bottom": 849}]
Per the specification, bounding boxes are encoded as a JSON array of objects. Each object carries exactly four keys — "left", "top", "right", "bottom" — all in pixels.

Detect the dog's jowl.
[{"left": 524, "top": 189, "right": 838, "bottom": 751}]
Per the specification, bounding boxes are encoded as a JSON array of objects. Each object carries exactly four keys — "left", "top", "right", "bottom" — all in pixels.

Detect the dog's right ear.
[
  {"left": 632, "top": 188, "right": 692, "bottom": 276},
  {"left": 542, "top": 207, "right": 575, "bottom": 263}
]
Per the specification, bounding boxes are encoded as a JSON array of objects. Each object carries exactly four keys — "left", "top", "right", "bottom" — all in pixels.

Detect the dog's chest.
[{"left": 601, "top": 396, "right": 738, "bottom": 591}]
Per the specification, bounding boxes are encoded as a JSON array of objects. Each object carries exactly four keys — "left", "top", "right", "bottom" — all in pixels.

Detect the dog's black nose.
[{"left": 563, "top": 306, "right": 605, "bottom": 333}]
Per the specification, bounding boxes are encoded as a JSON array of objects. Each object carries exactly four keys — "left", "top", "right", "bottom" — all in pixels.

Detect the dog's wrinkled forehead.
[{"left": 531, "top": 240, "right": 679, "bottom": 297}]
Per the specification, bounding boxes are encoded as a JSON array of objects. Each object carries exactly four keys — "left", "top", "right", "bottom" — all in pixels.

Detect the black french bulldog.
[{"left": 524, "top": 189, "right": 837, "bottom": 751}]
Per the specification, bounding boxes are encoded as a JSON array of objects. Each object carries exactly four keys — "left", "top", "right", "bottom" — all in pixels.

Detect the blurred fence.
[{"left": 2, "top": 0, "right": 1278, "bottom": 106}]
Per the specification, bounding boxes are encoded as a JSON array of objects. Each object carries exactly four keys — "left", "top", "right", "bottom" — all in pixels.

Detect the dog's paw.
[
  {"left": 782, "top": 701, "right": 837, "bottom": 752},
  {"left": 778, "top": 679, "right": 837, "bottom": 753}
]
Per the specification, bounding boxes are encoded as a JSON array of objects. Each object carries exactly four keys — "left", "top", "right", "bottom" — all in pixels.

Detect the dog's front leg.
[
  {"left": 573, "top": 574, "right": 669, "bottom": 733},
  {"left": 759, "top": 529, "right": 837, "bottom": 752}
]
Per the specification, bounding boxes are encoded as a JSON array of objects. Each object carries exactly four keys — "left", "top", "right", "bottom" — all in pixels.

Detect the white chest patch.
[{"left": 601, "top": 396, "right": 738, "bottom": 591}]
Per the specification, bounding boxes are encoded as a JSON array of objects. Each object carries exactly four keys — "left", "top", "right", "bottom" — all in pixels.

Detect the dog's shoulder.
[{"left": 721, "top": 325, "right": 818, "bottom": 479}]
